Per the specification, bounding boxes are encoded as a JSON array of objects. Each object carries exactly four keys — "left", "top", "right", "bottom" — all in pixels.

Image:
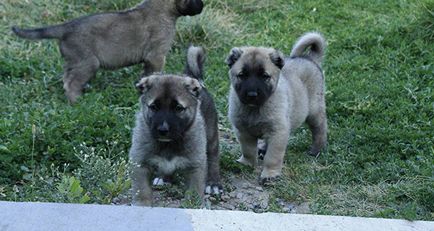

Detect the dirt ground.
[
  {"left": 113, "top": 132, "right": 310, "bottom": 214},
  {"left": 113, "top": 174, "right": 309, "bottom": 214}
]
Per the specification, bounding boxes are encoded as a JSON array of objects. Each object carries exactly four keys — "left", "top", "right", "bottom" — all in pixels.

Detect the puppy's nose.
[
  {"left": 157, "top": 121, "right": 170, "bottom": 136},
  {"left": 247, "top": 91, "right": 258, "bottom": 98}
]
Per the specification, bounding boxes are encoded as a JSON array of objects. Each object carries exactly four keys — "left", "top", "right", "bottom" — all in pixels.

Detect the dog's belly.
[{"left": 97, "top": 46, "right": 146, "bottom": 69}]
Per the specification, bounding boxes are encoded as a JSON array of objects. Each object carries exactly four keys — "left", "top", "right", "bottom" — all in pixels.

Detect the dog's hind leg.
[
  {"left": 205, "top": 136, "right": 222, "bottom": 195},
  {"left": 306, "top": 110, "right": 327, "bottom": 157},
  {"left": 257, "top": 139, "right": 268, "bottom": 160},
  {"left": 63, "top": 58, "right": 99, "bottom": 104}
]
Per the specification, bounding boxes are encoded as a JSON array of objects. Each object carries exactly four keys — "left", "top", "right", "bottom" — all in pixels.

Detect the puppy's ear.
[
  {"left": 176, "top": 0, "right": 204, "bottom": 16},
  {"left": 136, "top": 77, "right": 153, "bottom": 94},
  {"left": 226, "top": 47, "right": 243, "bottom": 68},
  {"left": 185, "top": 45, "right": 205, "bottom": 80},
  {"left": 184, "top": 78, "right": 202, "bottom": 98},
  {"left": 269, "top": 50, "right": 285, "bottom": 69}
]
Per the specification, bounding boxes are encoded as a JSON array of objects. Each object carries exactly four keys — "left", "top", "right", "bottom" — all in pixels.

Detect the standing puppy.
[
  {"left": 129, "top": 46, "right": 221, "bottom": 206},
  {"left": 12, "top": 0, "right": 204, "bottom": 103},
  {"left": 226, "top": 32, "right": 327, "bottom": 184}
]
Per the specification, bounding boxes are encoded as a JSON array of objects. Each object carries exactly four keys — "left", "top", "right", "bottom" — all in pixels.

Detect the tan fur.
[{"left": 227, "top": 32, "right": 327, "bottom": 183}]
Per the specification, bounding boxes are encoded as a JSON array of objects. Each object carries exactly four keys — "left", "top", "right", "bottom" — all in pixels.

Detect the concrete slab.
[
  {"left": 0, "top": 201, "right": 193, "bottom": 231},
  {"left": 186, "top": 209, "right": 434, "bottom": 231},
  {"left": 0, "top": 201, "right": 433, "bottom": 231}
]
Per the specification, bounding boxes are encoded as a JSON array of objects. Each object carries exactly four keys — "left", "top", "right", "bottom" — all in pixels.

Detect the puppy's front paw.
[
  {"left": 259, "top": 169, "right": 281, "bottom": 185},
  {"left": 236, "top": 156, "right": 256, "bottom": 167},
  {"left": 152, "top": 177, "right": 167, "bottom": 186},
  {"left": 307, "top": 146, "right": 325, "bottom": 157},
  {"left": 205, "top": 184, "right": 223, "bottom": 195}
]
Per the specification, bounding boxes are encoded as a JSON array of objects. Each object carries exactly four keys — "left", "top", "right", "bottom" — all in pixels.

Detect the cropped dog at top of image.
[{"left": 11, "top": 0, "right": 204, "bottom": 103}]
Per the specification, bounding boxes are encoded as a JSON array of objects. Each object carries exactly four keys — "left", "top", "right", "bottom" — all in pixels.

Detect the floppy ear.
[
  {"left": 136, "top": 77, "right": 153, "bottom": 94},
  {"left": 226, "top": 47, "right": 243, "bottom": 68},
  {"left": 185, "top": 45, "right": 205, "bottom": 80},
  {"left": 176, "top": 0, "right": 204, "bottom": 16},
  {"left": 269, "top": 50, "right": 285, "bottom": 69},
  {"left": 184, "top": 78, "right": 202, "bottom": 98}
]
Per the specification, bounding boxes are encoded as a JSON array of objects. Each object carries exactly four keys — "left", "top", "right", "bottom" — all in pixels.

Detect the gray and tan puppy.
[
  {"left": 129, "top": 46, "right": 221, "bottom": 206},
  {"left": 12, "top": 0, "right": 204, "bottom": 103},
  {"left": 226, "top": 32, "right": 327, "bottom": 184}
]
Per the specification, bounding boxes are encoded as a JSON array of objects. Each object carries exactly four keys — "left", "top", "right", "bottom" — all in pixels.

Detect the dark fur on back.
[{"left": 184, "top": 46, "right": 221, "bottom": 189}]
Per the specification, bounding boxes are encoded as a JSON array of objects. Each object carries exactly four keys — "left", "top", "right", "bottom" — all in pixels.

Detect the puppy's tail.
[
  {"left": 290, "top": 32, "right": 326, "bottom": 66},
  {"left": 12, "top": 24, "right": 66, "bottom": 40},
  {"left": 185, "top": 45, "right": 206, "bottom": 81}
]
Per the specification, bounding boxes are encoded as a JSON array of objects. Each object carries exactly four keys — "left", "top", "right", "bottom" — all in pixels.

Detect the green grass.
[{"left": 1, "top": 0, "right": 433, "bottom": 220}]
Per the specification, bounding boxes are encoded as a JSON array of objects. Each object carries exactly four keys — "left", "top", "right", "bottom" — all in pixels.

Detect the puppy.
[
  {"left": 12, "top": 0, "right": 204, "bottom": 103},
  {"left": 129, "top": 46, "right": 221, "bottom": 206},
  {"left": 226, "top": 32, "right": 327, "bottom": 183}
]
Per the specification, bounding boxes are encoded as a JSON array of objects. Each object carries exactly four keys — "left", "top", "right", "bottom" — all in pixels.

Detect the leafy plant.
[{"left": 56, "top": 176, "right": 90, "bottom": 204}]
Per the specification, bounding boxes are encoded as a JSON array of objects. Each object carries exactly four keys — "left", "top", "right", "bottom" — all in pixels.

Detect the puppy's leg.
[
  {"left": 130, "top": 164, "right": 153, "bottom": 206},
  {"left": 236, "top": 131, "right": 258, "bottom": 167},
  {"left": 205, "top": 137, "right": 222, "bottom": 195},
  {"left": 186, "top": 166, "right": 206, "bottom": 199},
  {"left": 143, "top": 55, "right": 165, "bottom": 76},
  {"left": 63, "top": 59, "right": 99, "bottom": 104},
  {"left": 257, "top": 139, "right": 268, "bottom": 160},
  {"left": 306, "top": 110, "right": 327, "bottom": 157},
  {"left": 260, "top": 131, "right": 289, "bottom": 183}
]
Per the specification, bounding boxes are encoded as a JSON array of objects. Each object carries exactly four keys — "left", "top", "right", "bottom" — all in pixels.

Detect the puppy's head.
[
  {"left": 176, "top": 0, "right": 204, "bottom": 16},
  {"left": 136, "top": 75, "right": 202, "bottom": 143},
  {"left": 226, "top": 47, "right": 284, "bottom": 107}
]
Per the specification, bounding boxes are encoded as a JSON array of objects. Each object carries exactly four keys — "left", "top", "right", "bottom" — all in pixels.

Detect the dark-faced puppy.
[
  {"left": 227, "top": 47, "right": 283, "bottom": 107},
  {"left": 129, "top": 46, "right": 221, "bottom": 206},
  {"left": 12, "top": 0, "right": 204, "bottom": 103},
  {"left": 226, "top": 32, "right": 328, "bottom": 184}
]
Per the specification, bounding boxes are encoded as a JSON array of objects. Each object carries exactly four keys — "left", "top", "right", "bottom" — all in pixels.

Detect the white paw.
[
  {"left": 152, "top": 177, "right": 165, "bottom": 186},
  {"left": 236, "top": 156, "right": 256, "bottom": 167},
  {"left": 205, "top": 185, "right": 223, "bottom": 195}
]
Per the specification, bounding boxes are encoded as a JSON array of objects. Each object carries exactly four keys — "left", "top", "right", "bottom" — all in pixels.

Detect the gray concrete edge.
[{"left": 1, "top": 201, "right": 433, "bottom": 231}]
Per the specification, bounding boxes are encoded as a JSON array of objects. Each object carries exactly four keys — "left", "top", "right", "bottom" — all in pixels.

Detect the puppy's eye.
[
  {"left": 262, "top": 72, "right": 271, "bottom": 79},
  {"left": 175, "top": 104, "right": 186, "bottom": 112},
  {"left": 236, "top": 72, "right": 246, "bottom": 79},
  {"left": 148, "top": 103, "right": 159, "bottom": 111}
]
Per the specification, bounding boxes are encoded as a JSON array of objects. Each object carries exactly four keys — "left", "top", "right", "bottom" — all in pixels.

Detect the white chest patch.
[{"left": 148, "top": 156, "right": 191, "bottom": 175}]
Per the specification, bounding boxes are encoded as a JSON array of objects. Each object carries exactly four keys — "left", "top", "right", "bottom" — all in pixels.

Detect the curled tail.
[
  {"left": 185, "top": 45, "right": 206, "bottom": 81},
  {"left": 290, "top": 32, "right": 326, "bottom": 65},
  {"left": 12, "top": 25, "right": 66, "bottom": 40}
]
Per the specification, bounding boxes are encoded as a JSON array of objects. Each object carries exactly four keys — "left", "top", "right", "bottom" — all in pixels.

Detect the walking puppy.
[
  {"left": 226, "top": 32, "right": 327, "bottom": 184},
  {"left": 12, "top": 0, "right": 204, "bottom": 103},
  {"left": 129, "top": 46, "right": 221, "bottom": 206}
]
